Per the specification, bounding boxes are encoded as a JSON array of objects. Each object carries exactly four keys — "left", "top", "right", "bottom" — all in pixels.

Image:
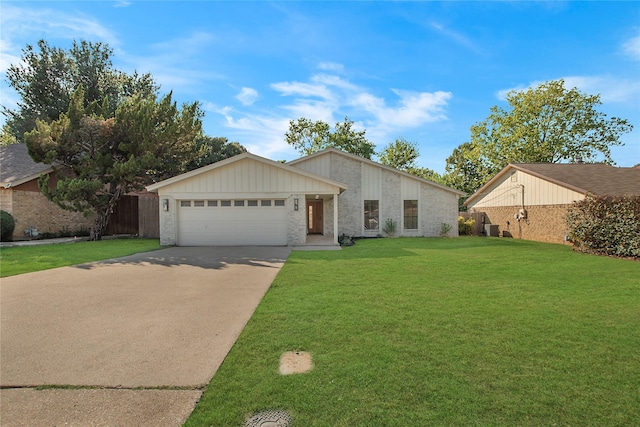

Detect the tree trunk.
[{"left": 89, "top": 185, "right": 126, "bottom": 241}]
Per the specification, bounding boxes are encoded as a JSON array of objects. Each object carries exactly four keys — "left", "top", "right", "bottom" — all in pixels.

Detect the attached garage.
[
  {"left": 147, "top": 152, "right": 347, "bottom": 247},
  {"left": 177, "top": 198, "right": 288, "bottom": 246}
]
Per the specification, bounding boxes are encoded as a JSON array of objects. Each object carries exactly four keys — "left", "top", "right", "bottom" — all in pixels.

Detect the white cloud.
[
  {"left": 622, "top": 33, "right": 640, "bottom": 61},
  {"left": 114, "top": 1, "right": 132, "bottom": 7},
  {"left": 0, "top": 4, "right": 118, "bottom": 49},
  {"left": 497, "top": 76, "right": 640, "bottom": 105},
  {"left": 318, "top": 62, "right": 344, "bottom": 72},
  {"left": 236, "top": 87, "right": 259, "bottom": 106},
  {"left": 214, "top": 70, "right": 452, "bottom": 158}
]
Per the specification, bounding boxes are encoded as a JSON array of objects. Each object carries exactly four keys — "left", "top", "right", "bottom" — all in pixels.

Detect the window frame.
[
  {"left": 403, "top": 199, "right": 418, "bottom": 230},
  {"left": 363, "top": 200, "right": 379, "bottom": 231}
]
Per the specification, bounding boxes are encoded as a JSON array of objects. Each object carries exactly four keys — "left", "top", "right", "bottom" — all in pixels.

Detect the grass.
[
  {"left": 185, "top": 237, "right": 640, "bottom": 427},
  {"left": 0, "top": 238, "right": 163, "bottom": 277}
]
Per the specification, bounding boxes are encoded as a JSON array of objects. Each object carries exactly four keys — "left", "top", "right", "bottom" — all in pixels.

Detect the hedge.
[
  {"left": 566, "top": 194, "right": 640, "bottom": 259},
  {"left": 1, "top": 210, "right": 15, "bottom": 241}
]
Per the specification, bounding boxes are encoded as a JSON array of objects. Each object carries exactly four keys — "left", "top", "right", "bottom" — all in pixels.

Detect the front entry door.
[{"left": 307, "top": 200, "right": 323, "bottom": 234}]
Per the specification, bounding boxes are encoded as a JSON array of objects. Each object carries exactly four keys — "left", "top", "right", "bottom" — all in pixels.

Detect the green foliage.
[
  {"left": 0, "top": 210, "right": 16, "bottom": 241},
  {"left": 25, "top": 87, "right": 202, "bottom": 240},
  {"left": 567, "top": 194, "right": 640, "bottom": 258},
  {"left": 458, "top": 216, "right": 475, "bottom": 235},
  {"left": 185, "top": 136, "right": 246, "bottom": 171},
  {"left": 440, "top": 222, "right": 453, "bottom": 237},
  {"left": 378, "top": 137, "right": 419, "bottom": 170},
  {"left": 446, "top": 80, "right": 633, "bottom": 194},
  {"left": 382, "top": 218, "right": 397, "bottom": 236},
  {"left": 3, "top": 39, "right": 158, "bottom": 142},
  {"left": 285, "top": 116, "right": 375, "bottom": 159}
]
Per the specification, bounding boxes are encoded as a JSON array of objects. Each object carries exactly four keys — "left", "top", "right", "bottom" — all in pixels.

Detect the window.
[
  {"left": 194, "top": 200, "right": 205, "bottom": 207},
  {"left": 248, "top": 200, "right": 258, "bottom": 207},
  {"left": 208, "top": 200, "right": 218, "bottom": 207},
  {"left": 180, "top": 200, "right": 191, "bottom": 207},
  {"left": 234, "top": 200, "right": 245, "bottom": 207},
  {"left": 364, "top": 200, "right": 379, "bottom": 230},
  {"left": 274, "top": 200, "right": 285, "bottom": 207},
  {"left": 221, "top": 200, "right": 231, "bottom": 207},
  {"left": 261, "top": 200, "right": 272, "bottom": 207},
  {"left": 404, "top": 200, "right": 418, "bottom": 229}
]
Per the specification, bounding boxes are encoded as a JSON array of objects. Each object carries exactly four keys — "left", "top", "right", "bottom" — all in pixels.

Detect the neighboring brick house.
[
  {"left": 463, "top": 162, "right": 640, "bottom": 244},
  {"left": 147, "top": 148, "right": 464, "bottom": 246},
  {"left": 0, "top": 144, "right": 94, "bottom": 240},
  {"left": 0, "top": 144, "right": 159, "bottom": 240}
]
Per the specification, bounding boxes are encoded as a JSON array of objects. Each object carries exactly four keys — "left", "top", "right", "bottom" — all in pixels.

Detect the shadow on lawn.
[{"left": 73, "top": 246, "right": 292, "bottom": 271}]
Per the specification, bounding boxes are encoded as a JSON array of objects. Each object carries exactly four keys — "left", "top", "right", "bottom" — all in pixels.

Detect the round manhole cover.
[{"left": 244, "top": 409, "right": 292, "bottom": 427}]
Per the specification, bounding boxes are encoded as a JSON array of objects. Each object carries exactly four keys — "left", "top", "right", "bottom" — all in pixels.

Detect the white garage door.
[{"left": 178, "top": 199, "right": 288, "bottom": 246}]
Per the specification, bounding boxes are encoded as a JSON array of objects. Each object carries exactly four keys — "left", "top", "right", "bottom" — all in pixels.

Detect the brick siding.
[
  {"left": 470, "top": 204, "right": 572, "bottom": 244},
  {"left": 1, "top": 188, "right": 94, "bottom": 240}
]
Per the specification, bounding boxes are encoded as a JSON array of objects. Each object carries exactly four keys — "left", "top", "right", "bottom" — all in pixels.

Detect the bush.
[
  {"left": 458, "top": 216, "right": 475, "bottom": 236},
  {"left": 0, "top": 210, "right": 15, "bottom": 241},
  {"left": 566, "top": 194, "right": 640, "bottom": 258}
]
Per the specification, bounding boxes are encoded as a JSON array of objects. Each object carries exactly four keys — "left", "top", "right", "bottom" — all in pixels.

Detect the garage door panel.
[{"left": 178, "top": 205, "right": 287, "bottom": 246}]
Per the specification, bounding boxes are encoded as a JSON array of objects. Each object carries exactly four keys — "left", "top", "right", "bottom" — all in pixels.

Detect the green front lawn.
[
  {"left": 186, "top": 237, "right": 640, "bottom": 426},
  {"left": 0, "top": 238, "right": 162, "bottom": 277}
]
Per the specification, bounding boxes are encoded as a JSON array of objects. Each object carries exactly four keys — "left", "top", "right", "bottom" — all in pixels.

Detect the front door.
[{"left": 307, "top": 200, "right": 323, "bottom": 234}]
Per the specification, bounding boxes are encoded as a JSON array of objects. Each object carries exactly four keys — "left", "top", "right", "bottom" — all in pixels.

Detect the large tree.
[
  {"left": 446, "top": 79, "right": 633, "bottom": 193},
  {"left": 378, "top": 138, "right": 419, "bottom": 170},
  {"left": 285, "top": 116, "right": 375, "bottom": 159},
  {"left": 25, "top": 88, "right": 202, "bottom": 240},
  {"left": 185, "top": 136, "right": 246, "bottom": 171},
  {"left": 3, "top": 39, "right": 157, "bottom": 142}
]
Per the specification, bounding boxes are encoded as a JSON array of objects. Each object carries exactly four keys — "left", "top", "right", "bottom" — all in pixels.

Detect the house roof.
[
  {"left": 464, "top": 162, "right": 640, "bottom": 207},
  {"left": 0, "top": 143, "right": 53, "bottom": 187},
  {"left": 146, "top": 151, "right": 349, "bottom": 193},
  {"left": 288, "top": 147, "right": 466, "bottom": 196}
]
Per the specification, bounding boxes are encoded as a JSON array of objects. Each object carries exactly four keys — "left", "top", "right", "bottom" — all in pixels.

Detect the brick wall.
[
  {"left": 2, "top": 189, "right": 94, "bottom": 240},
  {"left": 470, "top": 204, "right": 572, "bottom": 244}
]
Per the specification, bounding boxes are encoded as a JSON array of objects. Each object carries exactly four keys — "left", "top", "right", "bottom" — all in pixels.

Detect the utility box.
[{"left": 484, "top": 224, "right": 499, "bottom": 237}]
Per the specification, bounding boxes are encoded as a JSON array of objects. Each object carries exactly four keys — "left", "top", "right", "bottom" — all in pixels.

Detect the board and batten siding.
[
  {"left": 471, "top": 170, "right": 585, "bottom": 208},
  {"left": 156, "top": 157, "right": 339, "bottom": 198}
]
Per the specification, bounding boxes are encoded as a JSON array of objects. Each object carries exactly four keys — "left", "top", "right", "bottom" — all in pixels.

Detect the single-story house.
[
  {"left": 0, "top": 143, "right": 159, "bottom": 240},
  {"left": 463, "top": 162, "right": 640, "bottom": 244},
  {"left": 147, "top": 148, "right": 465, "bottom": 246},
  {"left": 0, "top": 143, "right": 94, "bottom": 240}
]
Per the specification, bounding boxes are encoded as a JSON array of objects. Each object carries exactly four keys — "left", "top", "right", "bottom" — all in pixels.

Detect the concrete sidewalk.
[{"left": 0, "top": 246, "right": 291, "bottom": 426}]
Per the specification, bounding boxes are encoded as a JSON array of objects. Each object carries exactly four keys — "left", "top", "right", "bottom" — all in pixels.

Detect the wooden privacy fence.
[
  {"left": 459, "top": 211, "right": 486, "bottom": 236},
  {"left": 105, "top": 193, "right": 159, "bottom": 238}
]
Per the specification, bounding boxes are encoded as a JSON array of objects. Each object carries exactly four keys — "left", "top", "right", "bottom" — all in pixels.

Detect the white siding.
[
  {"left": 158, "top": 157, "right": 338, "bottom": 198},
  {"left": 362, "top": 163, "right": 381, "bottom": 200},
  {"left": 471, "top": 170, "right": 585, "bottom": 208}
]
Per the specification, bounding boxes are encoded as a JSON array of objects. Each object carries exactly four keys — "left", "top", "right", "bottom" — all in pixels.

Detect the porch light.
[
  {"left": 294, "top": 198, "right": 299, "bottom": 211},
  {"left": 163, "top": 198, "right": 169, "bottom": 211}
]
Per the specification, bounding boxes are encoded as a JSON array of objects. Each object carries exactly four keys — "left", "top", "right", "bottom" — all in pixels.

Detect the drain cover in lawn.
[{"left": 244, "top": 409, "right": 292, "bottom": 427}]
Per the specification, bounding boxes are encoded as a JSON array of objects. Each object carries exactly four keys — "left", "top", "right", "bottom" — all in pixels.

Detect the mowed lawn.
[
  {"left": 0, "top": 239, "right": 162, "bottom": 277},
  {"left": 186, "top": 237, "right": 640, "bottom": 427}
]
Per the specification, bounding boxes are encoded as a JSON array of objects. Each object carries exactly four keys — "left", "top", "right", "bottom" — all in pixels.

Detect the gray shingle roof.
[
  {"left": 0, "top": 143, "right": 51, "bottom": 186},
  {"left": 512, "top": 163, "right": 640, "bottom": 196}
]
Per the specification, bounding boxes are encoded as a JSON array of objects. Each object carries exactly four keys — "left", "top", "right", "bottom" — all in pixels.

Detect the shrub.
[
  {"left": 458, "top": 216, "right": 475, "bottom": 236},
  {"left": 0, "top": 210, "right": 15, "bottom": 241},
  {"left": 440, "top": 222, "right": 452, "bottom": 237},
  {"left": 566, "top": 194, "right": 640, "bottom": 258},
  {"left": 383, "top": 218, "right": 397, "bottom": 237}
]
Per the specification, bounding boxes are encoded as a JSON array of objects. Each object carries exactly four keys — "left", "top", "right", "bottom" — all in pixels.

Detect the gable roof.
[
  {"left": 288, "top": 147, "right": 466, "bottom": 196},
  {"left": 0, "top": 143, "right": 53, "bottom": 187},
  {"left": 464, "top": 163, "right": 640, "bottom": 207},
  {"left": 146, "top": 151, "right": 348, "bottom": 193}
]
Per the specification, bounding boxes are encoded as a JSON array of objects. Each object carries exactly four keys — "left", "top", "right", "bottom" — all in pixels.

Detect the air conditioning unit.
[{"left": 484, "top": 224, "right": 499, "bottom": 237}]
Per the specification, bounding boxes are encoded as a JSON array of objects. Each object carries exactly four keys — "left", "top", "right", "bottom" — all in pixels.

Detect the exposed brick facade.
[
  {"left": 1, "top": 187, "right": 94, "bottom": 240},
  {"left": 470, "top": 204, "right": 572, "bottom": 244}
]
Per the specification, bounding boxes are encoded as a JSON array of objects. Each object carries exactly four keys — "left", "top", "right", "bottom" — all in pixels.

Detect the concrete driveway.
[{"left": 0, "top": 246, "right": 291, "bottom": 426}]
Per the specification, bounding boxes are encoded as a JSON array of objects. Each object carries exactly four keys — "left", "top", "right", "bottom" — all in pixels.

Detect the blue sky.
[{"left": 1, "top": 1, "right": 639, "bottom": 173}]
